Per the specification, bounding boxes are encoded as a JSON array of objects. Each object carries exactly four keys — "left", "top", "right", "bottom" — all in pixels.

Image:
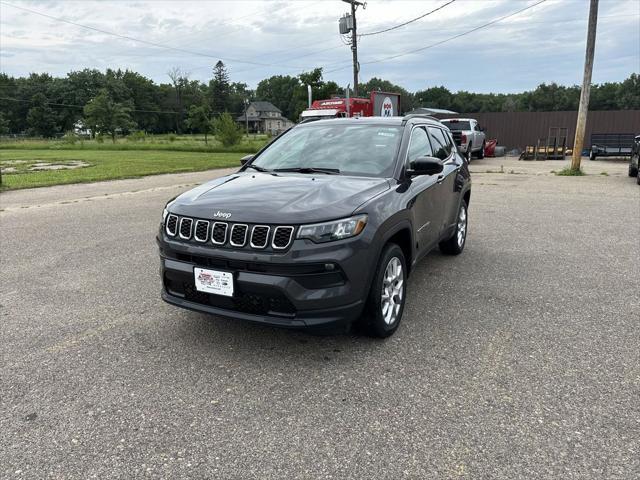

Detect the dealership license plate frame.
[{"left": 193, "top": 267, "right": 234, "bottom": 297}]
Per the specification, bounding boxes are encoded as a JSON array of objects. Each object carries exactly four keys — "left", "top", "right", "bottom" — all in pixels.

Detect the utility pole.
[
  {"left": 340, "top": 0, "right": 365, "bottom": 97},
  {"left": 244, "top": 98, "right": 249, "bottom": 137},
  {"left": 571, "top": 0, "right": 599, "bottom": 171}
]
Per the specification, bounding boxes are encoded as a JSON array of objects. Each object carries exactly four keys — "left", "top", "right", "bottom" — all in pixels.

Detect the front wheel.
[
  {"left": 629, "top": 159, "right": 638, "bottom": 177},
  {"left": 439, "top": 200, "right": 468, "bottom": 255},
  {"left": 362, "top": 243, "right": 407, "bottom": 338}
]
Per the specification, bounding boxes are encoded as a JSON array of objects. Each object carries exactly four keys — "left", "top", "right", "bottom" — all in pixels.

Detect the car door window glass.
[
  {"left": 407, "top": 127, "right": 433, "bottom": 164},
  {"left": 428, "top": 127, "right": 452, "bottom": 161}
]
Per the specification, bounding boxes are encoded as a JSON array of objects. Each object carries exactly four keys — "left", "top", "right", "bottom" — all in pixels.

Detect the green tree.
[
  {"left": 256, "top": 74, "right": 301, "bottom": 120},
  {"left": 616, "top": 73, "right": 640, "bottom": 109},
  {"left": 213, "top": 112, "right": 242, "bottom": 147},
  {"left": 26, "top": 93, "right": 58, "bottom": 137},
  {"left": 0, "top": 112, "right": 10, "bottom": 134},
  {"left": 122, "top": 70, "right": 161, "bottom": 132},
  {"left": 186, "top": 102, "right": 212, "bottom": 144},
  {"left": 83, "top": 89, "right": 135, "bottom": 143},
  {"left": 209, "top": 60, "right": 231, "bottom": 113}
]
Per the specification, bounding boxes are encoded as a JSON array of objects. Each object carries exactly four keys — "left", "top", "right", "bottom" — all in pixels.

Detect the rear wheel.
[
  {"left": 629, "top": 158, "right": 638, "bottom": 177},
  {"left": 590, "top": 150, "right": 597, "bottom": 161},
  {"left": 439, "top": 200, "right": 468, "bottom": 255},
  {"left": 637, "top": 166, "right": 640, "bottom": 185},
  {"left": 362, "top": 243, "right": 407, "bottom": 338},
  {"left": 466, "top": 143, "right": 473, "bottom": 162}
]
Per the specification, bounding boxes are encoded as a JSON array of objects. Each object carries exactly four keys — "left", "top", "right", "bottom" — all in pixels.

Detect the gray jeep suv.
[{"left": 158, "top": 116, "right": 471, "bottom": 337}]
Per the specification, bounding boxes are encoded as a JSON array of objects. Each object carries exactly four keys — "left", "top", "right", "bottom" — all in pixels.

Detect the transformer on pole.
[{"left": 339, "top": 0, "right": 365, "bottom": 97}]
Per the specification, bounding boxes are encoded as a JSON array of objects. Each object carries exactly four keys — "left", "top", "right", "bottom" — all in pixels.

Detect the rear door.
[
  {"left": 427, "top": 126, "right": 460, "bottom": 238},
  {"left": 405, "top": 126, "right": 442, "bottom": 252}
]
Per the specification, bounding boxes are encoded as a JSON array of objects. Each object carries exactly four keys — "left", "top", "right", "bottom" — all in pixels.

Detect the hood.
[{"left": 170, "top": 172, "right": 390, "bottom": 224}]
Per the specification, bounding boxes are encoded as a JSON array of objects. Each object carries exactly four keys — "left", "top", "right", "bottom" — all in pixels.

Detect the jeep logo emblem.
[{"left": 213, "top": 211, "right": 231, "bottom": 219}]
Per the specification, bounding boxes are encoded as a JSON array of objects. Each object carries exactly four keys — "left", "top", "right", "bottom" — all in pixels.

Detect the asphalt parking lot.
[{"left": 1, "top": 157, "right": 639, "bottom": 479}]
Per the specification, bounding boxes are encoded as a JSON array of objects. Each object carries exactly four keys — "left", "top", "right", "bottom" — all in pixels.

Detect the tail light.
[{"left": 461, "top": 133, "right": 467, "bottom": 144}]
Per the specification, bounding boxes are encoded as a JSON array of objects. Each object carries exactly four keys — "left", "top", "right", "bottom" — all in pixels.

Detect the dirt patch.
[{"left": 29, "top": 161, "right": 91, "bottom": 171}]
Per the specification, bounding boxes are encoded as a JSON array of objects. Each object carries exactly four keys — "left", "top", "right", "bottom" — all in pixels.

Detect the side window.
[
  {"left": 428, "top": 127, "right": 452, "bottom": 160},
  {"left": 406, "top": 127, "right": 433, "bottom": 163},
  {"left": 444, "top": 129, "right": 457, "bottom": 154}
]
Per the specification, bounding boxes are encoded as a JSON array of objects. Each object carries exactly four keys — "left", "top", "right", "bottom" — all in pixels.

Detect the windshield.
[
  {"left": 441, "top": 120, "right": 471, "bottom": 131},
  {"left": 251, "top": 123, "right": 402, "bottom": 177}
]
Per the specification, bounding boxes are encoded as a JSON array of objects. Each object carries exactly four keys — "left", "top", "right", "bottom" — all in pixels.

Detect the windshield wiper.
[
  {"left": 245, "top": 164, "right": 271, "bottom": 173},
  {"left": 274, "top": 167, "right": 340, "bottom": 175}
]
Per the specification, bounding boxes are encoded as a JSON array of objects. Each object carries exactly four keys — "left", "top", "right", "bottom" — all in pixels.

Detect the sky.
[{"left": 0, "top": 0, "right": 638, "bottom": 94}]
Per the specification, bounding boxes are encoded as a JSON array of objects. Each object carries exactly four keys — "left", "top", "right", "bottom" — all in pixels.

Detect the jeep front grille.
[
  {"left": 272, "top": 226, "right": 294, "bottom": 249},
  {"left": 211, "top": 222, "right": 228, "bottom": 245},
  {"left": 194, "top": 220, "right": 209, "bottom": 243},
  {"left": 250, "top": 226, "right": 270, "bottom": 249},
  {"left": 230, "top": 224, "right": 248, "bottom": 247},
  {"left": 179, "top": 218, "right": 193, "bottom": 239},
  {"left": 165, "top": 216, "right": 294, "bottom": 251},
  {"left": 166, "top": 214, "right": 178, "bottom": 236}
]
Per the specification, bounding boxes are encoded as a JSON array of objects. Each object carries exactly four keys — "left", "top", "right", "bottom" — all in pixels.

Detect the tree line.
[{"left": 0, "top": 62, "right": 637, "bottom": 138}]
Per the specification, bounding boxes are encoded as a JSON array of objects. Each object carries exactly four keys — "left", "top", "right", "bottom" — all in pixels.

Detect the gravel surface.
[{"left": 1, "top": 157, "right": 638, "bottom": 479}]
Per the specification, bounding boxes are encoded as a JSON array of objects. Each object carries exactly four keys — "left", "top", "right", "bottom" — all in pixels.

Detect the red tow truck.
[{"left": 300, "top": 91, "right": 401, "bottom": 120}]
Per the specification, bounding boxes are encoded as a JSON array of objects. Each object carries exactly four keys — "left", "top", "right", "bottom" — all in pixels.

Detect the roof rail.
[
  {"left": 402, "top": 113, "right": 438, "bottom": 123},
  {"left": 299, "top": 117, "right": 324, "bottom": 124}
]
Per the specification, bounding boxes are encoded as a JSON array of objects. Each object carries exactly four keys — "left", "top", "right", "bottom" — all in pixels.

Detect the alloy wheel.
[
  {"left": 381, "top": 257, "right": 404, "bottom": 325},
  {"left": 457, "top": 205, "right": 467, "bottom": 248}
]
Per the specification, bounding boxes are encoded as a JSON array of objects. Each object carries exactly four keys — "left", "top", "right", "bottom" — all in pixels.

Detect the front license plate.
[{"left": 194, "top": 267, "right": 234, "bottom": 297}]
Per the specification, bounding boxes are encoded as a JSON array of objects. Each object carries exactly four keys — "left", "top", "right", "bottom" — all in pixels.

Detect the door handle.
[{"left": 436, "top": 174, "right": 445, "bottom": 184}]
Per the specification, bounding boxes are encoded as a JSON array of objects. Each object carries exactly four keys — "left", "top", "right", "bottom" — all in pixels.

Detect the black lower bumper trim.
[{"left": 162, "top": 290, "right": 363, "bottom": 330}]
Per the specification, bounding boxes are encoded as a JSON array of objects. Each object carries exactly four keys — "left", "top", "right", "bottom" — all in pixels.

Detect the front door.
[{"left": 405, "top": 126, "right": 443, "bottom": 253}]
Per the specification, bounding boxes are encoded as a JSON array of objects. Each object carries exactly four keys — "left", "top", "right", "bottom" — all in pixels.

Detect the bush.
[
  {"left": 127, "top": 130, "right": 146, "bottom": 142},
  {"left": 213, "top": 112, "right": 242, "bottom": 147},
  {"left": 62, "top": 130, "right": 78, "bottom": 145},
  {"left": 168, "top": 133, "right": 177, "bottom": 143}
]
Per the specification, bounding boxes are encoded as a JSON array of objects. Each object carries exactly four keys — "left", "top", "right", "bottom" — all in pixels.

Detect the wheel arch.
[{"left": 378, "top": 219, "right": 414, "bottom": 276}]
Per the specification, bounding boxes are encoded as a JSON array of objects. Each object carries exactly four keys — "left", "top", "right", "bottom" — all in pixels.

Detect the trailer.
[
  {"left": 590, "top": 133, "right": 636, "bottom": 160},
  {"left": 300, "top": 91, "right": 401, "bottom": 120}
]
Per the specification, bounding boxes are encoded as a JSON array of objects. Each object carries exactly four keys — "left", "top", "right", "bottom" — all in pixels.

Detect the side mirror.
[
  {"left": 240, "top": 154, "right": 254, "bottom": 165},
  {"left": 480, "top": 126, "right": 486, "bottom": 132},
  {"left": 407, "top": 156, "right": 444, "bottom": 176}
]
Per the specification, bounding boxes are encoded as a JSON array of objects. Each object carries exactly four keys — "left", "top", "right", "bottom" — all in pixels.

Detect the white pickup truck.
[{"left": 440, "top": 118, "right": 486, "bottom": 161}]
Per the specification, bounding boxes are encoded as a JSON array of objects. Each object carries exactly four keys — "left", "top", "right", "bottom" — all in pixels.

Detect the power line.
[
  {"left": 325, "top": 0, "right": 549, "bottom": 73},
  {"left": 359, "top": 0, "right": 456, "bottom": 37},
  {"left": 0, "top": 1, "right": 307, "bottom": 71}
]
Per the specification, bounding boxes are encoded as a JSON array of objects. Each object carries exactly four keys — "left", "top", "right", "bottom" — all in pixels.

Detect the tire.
[
  {"left": 629, "top": 159, "right": 639, "bottom": 177},
  {"left": 637, "top": 167, "right": 640, "bottom": 185},
  {"left": 466, "top": 143, "right": 473, "bottom": 162},
  {"left": 477, "top": 141, "right": 485, "bottom": 159},
  {"left": 590, "top": 150, "right": 597, "bottom": 161},
  {"left": 439, "top": 199, "right": 468, "bottom": 255},
  {"left": 361, "top": 243, "right": 407, "bottom": 338}
]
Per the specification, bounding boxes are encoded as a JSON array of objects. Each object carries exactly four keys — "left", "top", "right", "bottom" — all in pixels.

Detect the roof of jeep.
[{"left": 297, "top": 116, "right": 444, "bottom": 128}]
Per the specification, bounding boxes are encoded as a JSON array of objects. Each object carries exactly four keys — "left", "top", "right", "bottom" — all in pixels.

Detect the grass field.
[
  {"left": 0, "top": 149, "right": 243, "bottom": 190},
  {"left": 0, "top": 134, "right": 268, "bottom": 190},
  {"left": 0, "top": 134, "right": 269, "bottom": 153}
]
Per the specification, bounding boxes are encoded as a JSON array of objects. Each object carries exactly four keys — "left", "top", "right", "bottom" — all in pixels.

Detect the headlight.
[{"left": 297, "top": 214, "right": 367, "bottom": 243}]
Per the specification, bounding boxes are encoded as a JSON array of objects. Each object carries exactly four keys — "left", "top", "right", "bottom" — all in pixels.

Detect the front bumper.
[{"left": 157, "top": 232, "right": 374, "bottom": 330}]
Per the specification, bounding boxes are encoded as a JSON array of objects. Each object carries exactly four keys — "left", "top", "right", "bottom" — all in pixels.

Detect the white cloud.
[{"left": 0, "top": 0, "right": 637, "bottom": 92}]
